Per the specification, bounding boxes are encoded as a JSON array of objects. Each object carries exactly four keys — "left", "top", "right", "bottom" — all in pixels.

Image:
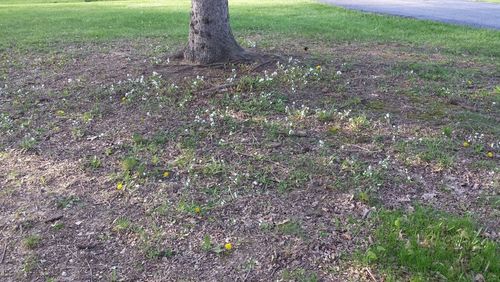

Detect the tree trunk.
[{"left": 184, "top": 0, "right": 246, "bottom": 64}]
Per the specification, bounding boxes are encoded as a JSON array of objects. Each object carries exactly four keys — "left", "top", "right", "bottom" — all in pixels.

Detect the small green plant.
[
  {"left": 71, "top": 126, "right": 86, "bottom": 140},
  {"left": 277, "top": 170, "right": 309, "bottom": 193},
  {"left": 19, "top": 136, "right": 37, "bottom": 151},
  {"left": 109, "top": 269, "right": 119, "bottom": 282},
  {"left": 442, "top": 126, "right": 453, "bottom": 138},
  {"left": 202, "top": 235, "right": 213, "bottom": 252},
  {"left": 132, "top": 133, "right": 147, "bottom": 146},
  {"left": 113, "top": 218, "right": 132, "bottom": 233},
  {"left": 348, "top": 114, "right": 370, "bottom": 131},
  {"left": 145, "top": 246, "right": 174, "bottom": 259},
  {"left": 200, "top": 235, "right": 232, "bottom": 254},
  {"left": 473, "top": 143, "right": 485, "bottom": 154},
  {"left": 19, "top": 220, "right": 34, "bottom": 230},
  {"left": 201, "top": 158, "right": 226, "bottom": 176},
  {"left": 56, "top": 195, "right": 80, "bottom": 209},
  {"left": 81, "top": 106, "right": 100, "bottom": 123},
  {"left": 86, "top": 155, "right": 101, "bottom": 169},
  {"left": 317, "top": 108, "right": 336, "bottom": 122},
  {"left": 277, "top": 220, "right": 304, "bottom": 238},
  {"left": 51, "top": 222, "right": 65, "bottom": 231},
  {"left": 22, "top": 255, "right": 38, "bottom": 274},
  {"left": 358, "top": 191, "right": 370, "bottom": 203},
  {"left": 174, "top": 148, "right": 195, "bottom": 169},
  {"left": 151, "top": 202, "right": 170, "bottom": 216},
  {"left": 327, "top": 125, "right": 341, "bottom": 135},
  {"left": 121, "top": 156, "right": 140, "bottom": 174},
  {"left": 81, "top": 111, "right": 93, "bottom": 123},
  {"left": 176, "top": 200, "right": 204, "bottom": 215},
  {"left": 0, "top": 113, "right": 13, "bottom": 131},
  {"left": 23, "top": 234, "right": 41, "bottom": 249},
  {"left": 236, "top": 76, "right": 260, "bottom": 92},
  {"left": 104, "top": 147, "right": 113, "bottom": 156}
]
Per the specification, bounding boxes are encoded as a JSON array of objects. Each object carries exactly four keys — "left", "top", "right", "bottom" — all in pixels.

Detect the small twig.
[
  {"left": 168, "top": 62, "right": 234, "bottom": 69},
  {"left": 1, "top": 242, "right": 7, "bottom": 264},
  {"left": 269, "top": 266, "right": 279, "bottom": 278},
  {"left": 44, "top": 214, "right": 63, "bottom": 224},
  {"left": 201, "top": 82, "right": 236, "bottom": 95},
  {"left": 235, "top": 151, "right": 286, "bottom": 168},
  {"left": 242, "top": 268, "right": 252, "bottom": 282},
  {"left": 344, "top": 144, "right": 382, "bottom": 154},
  {"left": 365, "top": 267, "right": 377, "bottom": 282},
  {"left": 86, "top": 259, "right": 93, "bottom": 282},
  {"left": 250, "top": 59, "right": 275, "bottom": 72}
]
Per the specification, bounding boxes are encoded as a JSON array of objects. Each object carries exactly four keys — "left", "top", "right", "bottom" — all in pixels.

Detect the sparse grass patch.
[
  {"left": 336, "top": 157, "right": 387, "bottom": 195},
  {"left": 277, "top": 169, "right": 309, "bottom": 193},
  {"left": 51, "top": 222, "right": 65, "bottom": 231},
  {"left": 401, "top": 62, "right": 458, "bottom": 82},
  {"left": 55, "top": 196, "right": 80, "bottom": 209},
  {"left": 85, "top": 155, "right": 102, "bottom": 170},
  {"left": 347, "top": 114, "right": 371, "bottom": 132},
  {"left": 113, "top": 218, "right": 132, "bottom": 233},
  {"left": 455, "top": 110, "right": 500, "bottom": 136},
  {"left": 396, "top": 138, "right": 455, "bottom": 169},
  {"left": 277, "top": 219, "right": 305, "bottom": 238},
  {"left": 121, "top": 156, "right": 140, "bottom": 173},
  {"left": 19, "top": 136, "right": 38, "bottom": 151},
  {"left": 282, "top": 268, "right": 318, "bottom": 282},
  {"left": 145, "top": 246, "right": 174, "bottom": 260},
  {"left": 225, "top": 91, "right": 287, "bottom": 115},
  {"left": 22, "top": 254, "right": 38, "bottom": 275},
  {"left": 23, "top": 234, "right": 41, "bottom": 249}
]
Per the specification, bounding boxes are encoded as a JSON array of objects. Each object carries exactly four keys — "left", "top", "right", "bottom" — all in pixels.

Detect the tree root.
[{"left": 167, "top": 47, "right": 281, "bottom": 69}]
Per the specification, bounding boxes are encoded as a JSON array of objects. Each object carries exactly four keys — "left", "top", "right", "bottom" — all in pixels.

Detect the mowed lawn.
[
  {"left": 0, "top": 0, "right": 499, "bottom": 57},
  {"left": 0, "top": 0, "right": 499, "bottom": 281}
]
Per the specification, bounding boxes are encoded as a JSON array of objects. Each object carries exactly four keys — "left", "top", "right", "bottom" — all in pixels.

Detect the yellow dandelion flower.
[
  {"left": 116, "top": 182, "right": 124, "bottom": 190},
  {"left": 194, "top": 207, "right": 201, "bottom": 213},
  {"left": 224, "top": 243, "right": 232, "bottom": 251},
  {"left": 316, "top": 65, "right": 321, "bottom": 70},
  {"left": 486, "top": 151, "right": 494, "bottom": 158},
  {"left": 463, "top": 141, "right": 470, "bottom": 148},
  {"left": 163, "top": 171, "right": 170, "bottom": 178}
]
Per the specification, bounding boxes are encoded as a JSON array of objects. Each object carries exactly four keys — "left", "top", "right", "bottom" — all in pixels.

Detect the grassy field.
[
  {"left": 0, "top": 0, "right": 499, "bottom": 281},
  {"left": 1, "top": 0, "right": 500, "bottom": 57}
]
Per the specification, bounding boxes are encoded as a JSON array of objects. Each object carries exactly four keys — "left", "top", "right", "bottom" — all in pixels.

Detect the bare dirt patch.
[{"left": 0, "top": 40, "right": 498, "bottom": 281}]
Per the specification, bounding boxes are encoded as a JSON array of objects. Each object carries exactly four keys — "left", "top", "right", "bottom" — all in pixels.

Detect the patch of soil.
[{"left": 0, "top": 40, "right": 498, "bottom": 281}]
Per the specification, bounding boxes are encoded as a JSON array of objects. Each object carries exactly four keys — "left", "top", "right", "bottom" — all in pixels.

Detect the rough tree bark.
[{"left": 184, "top": 0, "right": 247, "bottom": 64}]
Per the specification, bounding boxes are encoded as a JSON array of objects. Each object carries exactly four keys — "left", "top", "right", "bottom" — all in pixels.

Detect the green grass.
[
  {"left": 0, "top": 0, "right": 499, "bottom": 57},
  {"left": 364, "top": 207, "right": 499, "bottom": 281}
]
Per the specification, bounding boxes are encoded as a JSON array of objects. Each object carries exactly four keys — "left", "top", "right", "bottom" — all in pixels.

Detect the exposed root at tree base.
[{"left": 169, "top": 48, "right": 282, "bottom": 69}]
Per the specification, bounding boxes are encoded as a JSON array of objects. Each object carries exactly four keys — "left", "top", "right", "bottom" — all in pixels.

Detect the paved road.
[{"left": 320, "top": 0, "right": 500, "bottom": 29}]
